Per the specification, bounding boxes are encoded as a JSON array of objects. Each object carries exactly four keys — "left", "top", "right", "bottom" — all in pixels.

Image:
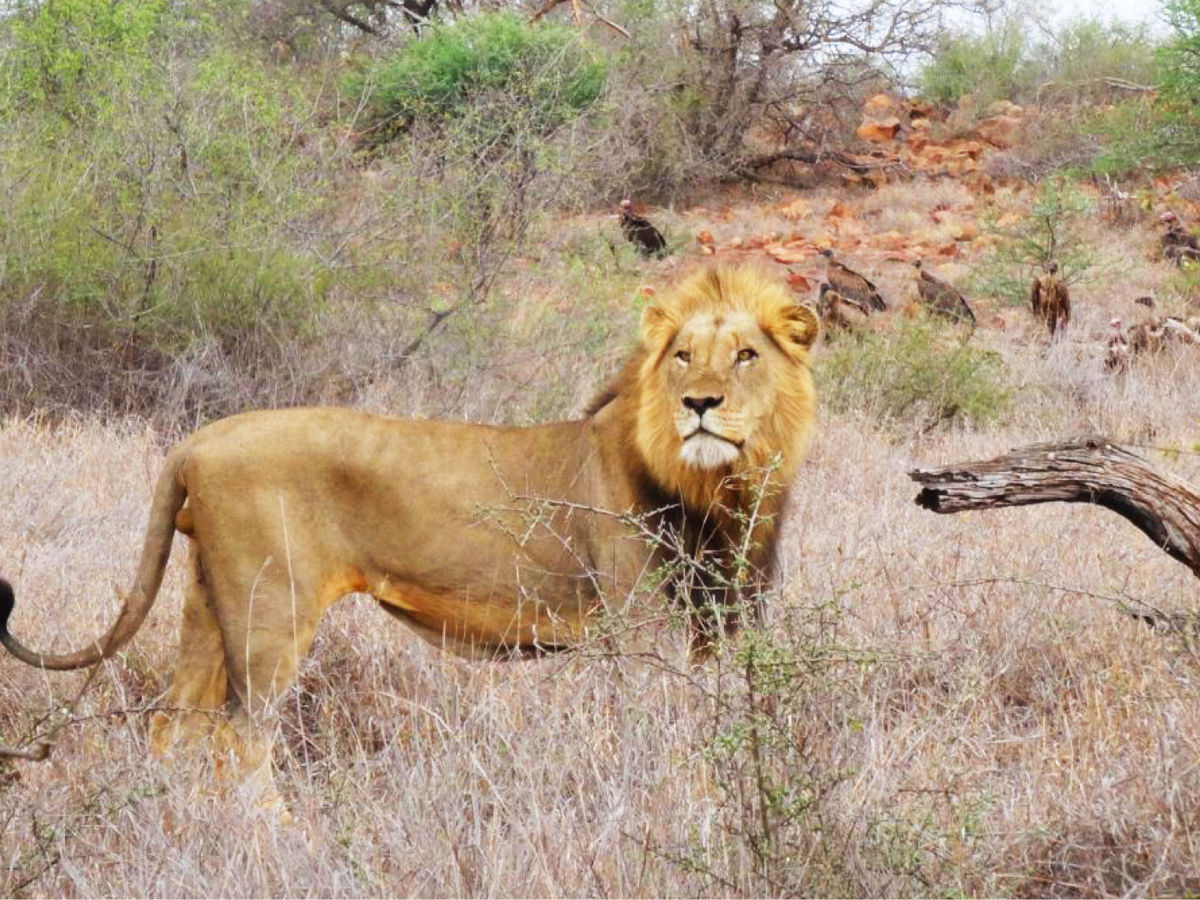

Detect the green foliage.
[
  {"left": 0, "top": 0, "right": 337, "bottom": 422},
  {"left": 1032, "top": 18, "right": 1157, "bottom": 87},
  {"left": 968, "top": 178, "right": 1096, "bottom": 306},
  {"left": 1132, "top": 0, "right": 1200, "bottom": 167},
  {"left": 919, "top": 17, "right": 1157, "bottom": 111},
  {"left": 1161, "top": 0, "right": 1200, "bottom": 105},
  {"left": 817, "top": 319, "right": 1011, "bottom": 430},
  {"left": 919, "top": 25, "right": 1029, "bottom": 106},
  {"left": 350, "top": 12, "right": 605, "bottom": 147},
  {"left": 1014, "top": 5, "right": 1200, "bottom": 175},
  {"left": 2, "top": 0, "right": 169, "bottom": 119}
]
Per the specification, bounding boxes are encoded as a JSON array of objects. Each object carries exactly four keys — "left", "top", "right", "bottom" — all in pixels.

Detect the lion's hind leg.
[
  {"left": 149, "top": 542, "right": 230, "bottom": 757},
  {"left": 206, "top": 552, "right": 330, "bottom": 818}
]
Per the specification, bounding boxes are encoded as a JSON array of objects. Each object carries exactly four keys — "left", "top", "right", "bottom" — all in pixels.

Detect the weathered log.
[{"left": 910, "top": 436, "right": 1200, "bottom": 579}]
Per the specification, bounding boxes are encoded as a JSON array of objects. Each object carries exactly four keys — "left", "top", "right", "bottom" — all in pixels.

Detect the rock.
[
  {"left": 974, "top": 115, "right": 1021, "bottom": 149},
  {"left": 857, "top": 117, "right": 902, "bottom": 143}
]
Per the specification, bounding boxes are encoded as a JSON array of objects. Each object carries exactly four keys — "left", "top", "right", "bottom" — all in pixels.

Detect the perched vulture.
[
  {"left": 1125, "top": 318, "right": 1165, "bottom": 357},
  {"left": 1108, "top": 314, "right": 1200, "bottom": 370},
  {"left": 619, "top": 199, "right": 668, "bottom": 258},
  {"left": 817, "top": 283, "right": 870, "bottom": 334},
  {"left": 1160, "top": 211, "right": 1200, "bottom": 266},
  {"left": 1028, "top": 261, "right": 1071, "bottom": 337},
  {"left": 821, "top": 249, "right": 887, "bottom": 311},
  {"left": 1105, "top": 317, "right": 1130, "bottom": 372},
  {"left": 912, "top": 259, "right": 975, "bottom": 326}
]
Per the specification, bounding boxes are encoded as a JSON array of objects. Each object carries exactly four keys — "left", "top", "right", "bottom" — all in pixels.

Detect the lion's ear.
[
  {"left": 640, "top": 304, "right": 678, "bottom": 351},
  {"left": 771, "top": 303, "right": 819, "bottom": 354}
]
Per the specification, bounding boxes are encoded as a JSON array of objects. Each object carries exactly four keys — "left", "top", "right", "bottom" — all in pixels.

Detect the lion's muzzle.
[{"left": 677, "top": 393, "right": 741, "bottom": 469}]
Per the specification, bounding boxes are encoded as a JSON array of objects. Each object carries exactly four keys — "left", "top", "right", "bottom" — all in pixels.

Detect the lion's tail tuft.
[{"left": 0, "top": 579, "right": 14, "bottom": 637}]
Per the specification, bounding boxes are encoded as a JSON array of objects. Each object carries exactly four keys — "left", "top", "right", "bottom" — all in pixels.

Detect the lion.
[{"left": 0, "top": 263, "right": 818, "bottom": 790}]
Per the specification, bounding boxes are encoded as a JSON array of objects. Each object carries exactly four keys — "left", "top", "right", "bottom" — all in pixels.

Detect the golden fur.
[{"left": 0, "top": 263, "right": 818, "bottom": 786}]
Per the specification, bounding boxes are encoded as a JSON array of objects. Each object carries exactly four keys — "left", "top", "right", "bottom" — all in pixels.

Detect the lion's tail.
[{"left": 0, "top": 446, "right": 188, "bottom": 671}]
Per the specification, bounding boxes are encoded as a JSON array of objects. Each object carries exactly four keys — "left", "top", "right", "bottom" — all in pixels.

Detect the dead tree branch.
[
  {"left": 0, "top": 742, "right": 50, "bottom": 761},
  {"left": 910, "top": 436, "right": 1200, "bottom": 579}
]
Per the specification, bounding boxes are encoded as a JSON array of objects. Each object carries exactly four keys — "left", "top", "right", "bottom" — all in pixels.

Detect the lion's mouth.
[
  {"left": 683, "top": 425, "right": 742, "bottom": 446},
  {"left": 679, "top": 429, "right": 742, "bottom": 468}
]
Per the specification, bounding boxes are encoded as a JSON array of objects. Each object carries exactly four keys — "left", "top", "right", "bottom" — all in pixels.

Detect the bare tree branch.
[
  {"left": 910, "top": 436, "right": 1200, "bottom": 579},
  {"left": 0, "top": 742, "right": 50, "bottom": 762},
  {"left": 317, "top": 0, "right": 382, "bottom": 35}
]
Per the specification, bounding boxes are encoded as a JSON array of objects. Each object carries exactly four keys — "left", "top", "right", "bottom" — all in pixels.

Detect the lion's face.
[
  {"left": 663, "top": 310, "right": 784, "bottom": 469},
  {"left": 633, "top": 266, "right": 819, "bottom": 507}
]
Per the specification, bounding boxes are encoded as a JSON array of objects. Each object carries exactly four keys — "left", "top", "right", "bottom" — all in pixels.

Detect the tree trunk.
[{"left": 909, "top": 436, "right": 1200, "bottom": 579}]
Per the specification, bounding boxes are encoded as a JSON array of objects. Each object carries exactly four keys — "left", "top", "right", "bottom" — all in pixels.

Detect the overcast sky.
[{"left": 1053, "top": 0, "right": 1164, "bottom": 27}]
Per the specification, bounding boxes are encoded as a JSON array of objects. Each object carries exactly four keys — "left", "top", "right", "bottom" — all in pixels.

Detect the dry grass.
[{"left": 3, "top": 179, "right": 1200, "bottom": 898}]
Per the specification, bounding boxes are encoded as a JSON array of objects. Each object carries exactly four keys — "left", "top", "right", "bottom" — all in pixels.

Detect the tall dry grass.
[{"left": 3, "top": 183, "right": 1200, "bottom": 897}]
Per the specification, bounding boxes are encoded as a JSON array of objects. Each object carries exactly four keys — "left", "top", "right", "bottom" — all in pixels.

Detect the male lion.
[{"left": 0, "top": 264, "right": 818, "bottom": 787}]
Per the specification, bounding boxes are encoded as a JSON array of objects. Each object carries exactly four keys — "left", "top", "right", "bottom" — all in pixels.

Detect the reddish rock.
[{"left": 857, "top": 117, "right": 902, "bottom": 143}]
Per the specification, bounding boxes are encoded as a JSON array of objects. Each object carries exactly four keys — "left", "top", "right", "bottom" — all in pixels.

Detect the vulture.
[
  {"left": 1104, "top": 317, "right": 1130, "bottom": 372},
  {"left": 1107, "top": 314, "right": 1200, "bottom": 371},
  {"left": 619, "top": 199, "right": 668, "bottom": 258},
  {"left": 1160, "top": 211, "right": 1200, "bottom": 266},
  {"left": 912, "top": 259, "right": 975, "bottom": 326},
  {"left": 821, "top": 249, "right": 887, "bottom": 311},
  {"left": 817, "top": 283, "right": 870, "bottom": 334},
  {"left": 1134, "top": 315, "right": 1200, "bottom": 350},
  {"left": 1028, "top": 261, "right": 1070, "bottom": 337}
]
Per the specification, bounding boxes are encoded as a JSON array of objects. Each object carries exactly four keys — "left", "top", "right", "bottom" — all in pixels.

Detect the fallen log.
[{"left": 909, "top": 436, "right": 1200, "bottom": 579}]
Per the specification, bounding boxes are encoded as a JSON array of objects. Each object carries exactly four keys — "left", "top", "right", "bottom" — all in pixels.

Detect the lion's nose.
[{"left": 682, "top": 394, "right": 724, "bottom": 414}]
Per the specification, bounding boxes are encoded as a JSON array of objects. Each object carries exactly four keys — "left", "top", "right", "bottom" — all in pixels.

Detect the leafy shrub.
[
  {"left": 919, "top": 17, "right": 1157, "bottom": 115},
  {"left": 1161, "top": 0, "right": 1200, "bottom": 106},
  {"left": 919, "top": 25, "right": 1029, "bottom": 107},
  {"left": 0, "top": 2, "right": 346, "bottom": 422},
  {"left": 1030, "top": 18, "right": 1157, "bottom": 89},
  {"left": 0, "top": 0, "right": 179, "bottom": 127},
  {"left": 350, "top": 12, "right": 605, "bottom": 147},
  {"left": 816, "top": 319, "right": 1011, "bottom": 430}
]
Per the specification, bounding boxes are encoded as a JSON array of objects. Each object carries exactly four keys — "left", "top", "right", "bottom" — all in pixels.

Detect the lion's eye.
[
  {"left": 736, "top": 348, "right": 758, "bottom": 364},
  {"left": 675, "top": 350, "right": 691, "bottom": 365}
]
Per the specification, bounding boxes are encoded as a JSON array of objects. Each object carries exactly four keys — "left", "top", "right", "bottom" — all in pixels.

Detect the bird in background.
[
  {"left": 1028, "top": 260, "right": 1070, "bottom": 337},
  {"left": 912, "top": 259, "right": 976, "bottom": 326},
  {"left": 619, "top": 198, "right": 668, "bottom": 258},
  {"left": 817, "top": 283, "right": 871, "bottom": 333},
  {"left": 821, "top": 249, "right": 887, "bottom": 311},
  {"left": 1159, "top": 210, "right": 1200, "bottom": 266}
]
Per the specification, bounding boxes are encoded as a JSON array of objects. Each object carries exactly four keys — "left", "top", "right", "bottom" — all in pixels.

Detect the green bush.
[
  {"left": 1030, "top": 18, "right": 1157, "bottom": 88},
  {"left": 350, "top": 12, "right": 605, "bottom": 146},
  {"left": 919, "top": 25, "right": 1029, "bottom": 107},
  {"left": 1161, "top": 0, "right": 1200, "bottom": 105},
  {"left": 1, "top": 0, "right": 169, "bottom": 119},
  {"left": 0, "top": 32, "right": 329, "bottom": 343},
  {"left": 816, "top": 319, "right": 1011, "bottom": 430},
  {"left": 0, "top": 1, "right": 347, "bottom": 422},
  {"left": 919, "top": 17, "right": 1157, "bottom": 111}
]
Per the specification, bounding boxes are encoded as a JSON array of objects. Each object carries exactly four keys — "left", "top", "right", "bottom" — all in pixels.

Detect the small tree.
[{"left": 969, "top": 178, "right": 1097, "bottom": 305}]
